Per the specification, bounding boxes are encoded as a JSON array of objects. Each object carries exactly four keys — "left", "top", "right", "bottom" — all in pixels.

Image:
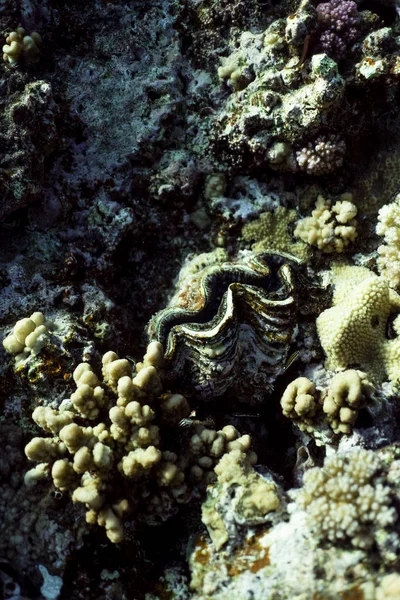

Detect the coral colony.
[{"left": 2, "top": 0, "right": 400, "bottom": 598}]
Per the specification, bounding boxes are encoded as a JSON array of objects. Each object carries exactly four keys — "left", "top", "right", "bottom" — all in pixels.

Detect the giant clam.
[{"left": 147, "top": 250, "right": 301, "bottom": 403}]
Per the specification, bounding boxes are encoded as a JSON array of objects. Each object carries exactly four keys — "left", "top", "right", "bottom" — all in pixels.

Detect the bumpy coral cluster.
[
  {"left": 296, "top": 134, "right": 346, "bottom": 175},
  {"left": 242, "top": 206, "right": 308, "bottom": 259},
  {"left": 376, "top": 194, "right": 400, "bottom": 289},
  {"left": 293, "top": 448, "right": 399, "bottom": 549},
  {"left": 281, "top": 369, "right": 373, "bottom": 434},
  {"left": 2, "top": 311, "right": 48, "bottom": 365},
  {"left": 316, "top": 0, "right": 361, "bottom": 61},
  {"left": 3, "top": 27, "right": 42, "bottom": 66},
  {"left": 23, "top": 341, "right": 254, "bottom": 542},
  {"left": 316, "top": 267, "right": 400, "bottom": 378},
  {"left": 202, "top": 449, "right": 279, "bottom": 549},
  {"left": 294, "top": 194, "right": 357, "bottom": 253}
]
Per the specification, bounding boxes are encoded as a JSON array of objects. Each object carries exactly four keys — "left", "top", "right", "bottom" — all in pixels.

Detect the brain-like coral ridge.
[{"left": 23, "top": 340, "right": 255, "bottom": 543}]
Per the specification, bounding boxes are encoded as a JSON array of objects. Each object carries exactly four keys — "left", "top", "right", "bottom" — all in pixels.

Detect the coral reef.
[{"left": 1, "top": 0, "right": 400, "bottom": 597}]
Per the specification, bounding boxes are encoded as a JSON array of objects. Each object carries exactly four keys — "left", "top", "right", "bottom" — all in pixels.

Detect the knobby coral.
[
  {"left": 294, "top": 194, "right": 357, "bottom": 253},
  {"left": 296, "top": 134, "right": 346, "bottom": 175},
  {"left": 293, "top": 448, "right": 399, "bottom": 550},
  {"left": 376, "top": 194, "right": 400, "bottom": 289},
  {"left": 23, "top": 341, "right": 255, "bottom": 543},
  {"left": 316, "top": 0, "right": 361, "bottom": 61},
  {"left": 3, "top": 27, "right": 42, "bottom": 66},
  {"left": 281, "top": 369, "right": 374, "bottom": 434}
]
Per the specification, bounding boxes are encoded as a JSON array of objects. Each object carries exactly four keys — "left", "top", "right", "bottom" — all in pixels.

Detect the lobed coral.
[
  {"left": 295, "top": 134, "right": 346, "bottom": 175},
  {"left": 23, "top": 340, "right": 255, "bottom": 543},
  {"left": 3, "top": 311, "right": 48, "bottom": 365},
  {"left": 3, "top": 27, "right": 42, "bottom": 67},
  {"left": 376, "top": 194, "right": 400, "bottom": 289},
  {"left": 281, "top": 369, "right": 374, "bottom": 434},
  {"left": 293, "top": 448, "right": 399, "bottom": 550},
  {"left": 316, "top": 266, "right": 400, "bottom": 380},
  {"left": 202, "top": 449, "right": 279, "bottom": 550},
  {"left": 294, "top": 194, "right": 358, "bottom": 253}
]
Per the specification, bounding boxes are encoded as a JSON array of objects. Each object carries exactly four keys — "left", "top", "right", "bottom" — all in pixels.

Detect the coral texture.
[
  {"left": 316, "top": 267, "right": 400, "bottom": 380},
  {"left": 376, "top": 194, "right": 400, "bottom": 289},
  {"left": 296, "top": 135, "right": 346, "bottom": 175},
  {"left": 293, "top": 448, "right": 399, "bottom": 550},
  {"left": 316, "top": 0, "right": 361, "bottom": 60}
]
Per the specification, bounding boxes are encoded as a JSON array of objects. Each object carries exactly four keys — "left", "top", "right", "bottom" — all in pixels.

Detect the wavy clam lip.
[{"left": 147, "top": 251, "right": 301, "bottom": 402}]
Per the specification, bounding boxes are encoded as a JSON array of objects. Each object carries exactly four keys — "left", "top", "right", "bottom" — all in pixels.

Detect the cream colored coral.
[
  {"left": 280, "top": 377, "right": 319, "bottom": 432},
  {"left": 316, "top": 267, "right": 400, "bottom": 379},
  {"left": 294, "top": 449, "right": 398, "bottom": 549},
  {"left": 376, "top": 573, "right": 400, "bottom": 600},
  {"left": 3, "top": 27, "right": 42, "bottom": 66},
  {"left": 102, "top": 351, "right": 132, "bottom": 392},
  {"left": 3, "top": 312, "right": 47, "bottom": 364},
  {"left": 294, "top": 194, "right": 358, "bottom": 253},
  {"left": 202, "top": 449, "right": 280, "bottom": 549},
  {"left": 376, "top": 194, "right": 400, "bottom": 289},
  {"left": 322, "top": 370, "right": 374, "bottom": 434},
  {"left": 24, "top": 342, "right": 255, "bottom": 543},
  {"left": 188, "top": 424, "right": 256, "bottom": 485}
]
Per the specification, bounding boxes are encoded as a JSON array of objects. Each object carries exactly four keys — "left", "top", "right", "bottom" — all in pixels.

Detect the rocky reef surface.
[{"left": 2, "top": 0, "right": 400, "bottom": 598}]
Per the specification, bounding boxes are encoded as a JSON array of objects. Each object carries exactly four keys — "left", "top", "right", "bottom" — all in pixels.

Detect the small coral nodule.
[
  {"left": 3, "top": 27, "right": 42, "bottom": 67},
  {"left": 296, "top": 134, "right": 346, "bottom": 175}
]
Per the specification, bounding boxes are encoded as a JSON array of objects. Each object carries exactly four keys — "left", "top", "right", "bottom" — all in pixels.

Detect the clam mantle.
[{"left": 148, "top": 251, "right": 301, "bottom": 402}]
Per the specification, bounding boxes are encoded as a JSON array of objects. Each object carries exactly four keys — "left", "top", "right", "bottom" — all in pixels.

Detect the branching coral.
[
  {"left": 294, "top": 194, "right": 357, "bottom": 253},
  {"left": 23, "top": 341, "right": 255, "bottom": 543},
  {"left": 3, "top": 27, "right": 42, "bottom": 66},
  {"left": 293, "top": 448, "right": 399, "bottom": 549}
]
